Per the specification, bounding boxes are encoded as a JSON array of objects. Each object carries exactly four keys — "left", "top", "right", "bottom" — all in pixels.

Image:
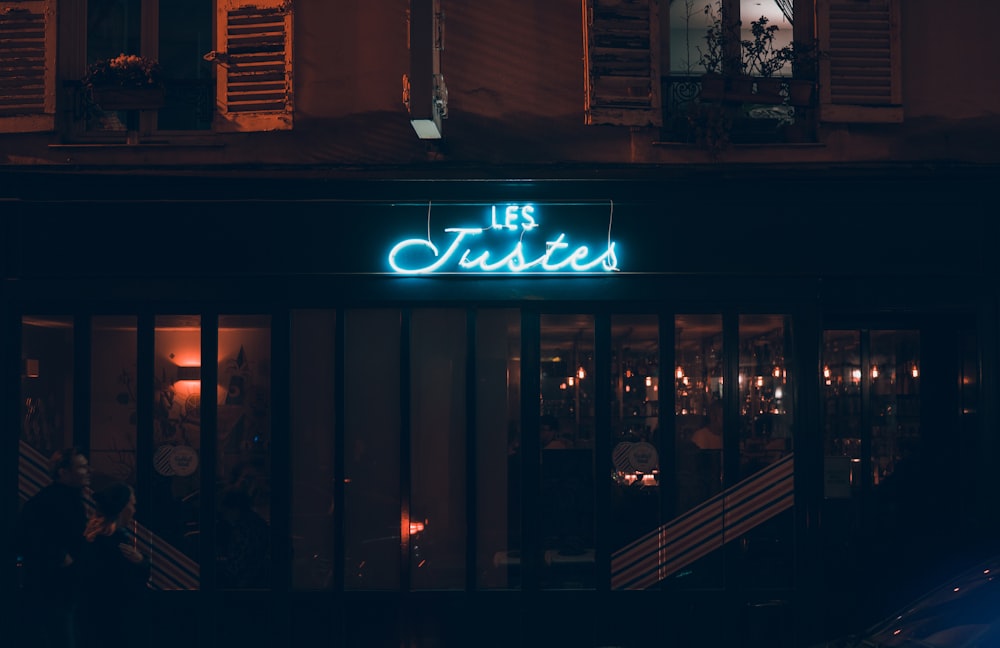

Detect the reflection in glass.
[
  {"left": 90, "top": 316, "right": 138, "bottom": 489},
  {"left": 738, "top": 314, "right": 793, "bottom": 479},
  {"left": 291, "top": 310, "right": 336, "bottom": 590},
  {"left": 736, "top": 314, "right": 794, "bottom": 590},
  {"left": 217, "top": 314, "right": 271, "bottom": 589},
  {"left": 540, "top": 314, "right": 595, "bottom": 589},
  {"left": 411, "top": 309, "right": 467, "bottom": 589},
  {"left": 870, "top": 330, "right": 920, "bottom": 487},
  {"left": 344, "top": 310, "right": 401, "bottom": 590},
  {"left": 675, "top": 314, "right": 723, "bottom": 514},
  {"left": 476, "top": 309, "right": 521, "bottom": 589},
  {"left": 20, "top": 316, "right": 74, "bottom": 458},
  {"left": 152, "top": 315, "right": 201, "bottom": 576},
  {"left": 822, "top": 330, "right": 862, "bottom": 498},
  {"left": 611, "top": 315, "right": 661, "bottom": 550}
]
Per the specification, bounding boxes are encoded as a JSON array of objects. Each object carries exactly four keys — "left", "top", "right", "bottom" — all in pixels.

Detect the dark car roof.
[{"left": 859, "top": 555, "right": 1000, "bottom": 647}]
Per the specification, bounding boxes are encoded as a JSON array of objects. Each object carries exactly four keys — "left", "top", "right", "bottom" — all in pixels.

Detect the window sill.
[{"left": 49, "top": 139, "right": 226, "bottom": 150}]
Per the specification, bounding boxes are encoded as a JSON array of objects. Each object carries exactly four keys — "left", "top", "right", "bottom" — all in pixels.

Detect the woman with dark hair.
[{"left": 78, "top": 482, "right": 150, "bottom": 648}]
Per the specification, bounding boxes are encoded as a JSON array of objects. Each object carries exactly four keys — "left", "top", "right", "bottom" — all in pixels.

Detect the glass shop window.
[
  {"left": 736, "top": 314, "right": 794, "bottom": 590},
  {"left": 344, "top": 309, "right": 401, "bottom": 591},
  {"left": 216, "top": 314, "right": 272, "bottom": 589},
  {"left": 610, "top": 315, "right": 661, "bottom": 552},
  {"left": 671, "top": 313, "right": 725, "bottom": 590},
  {"left": 869, "top": 330, "right": 920, "bottom": 489},
  {"left": 89, "top": 316, "right": 138, "bottom": 490},
  {"left": 290, "top": 309, "right": 337, "bottom": 591},
  {"left": 20, "top": 316, "right": 75, "bottom": 460},
  {"left": 152, "top": 315, "right": 202, "bottom": 579},
  {"left": 410, "top": 309, "right": 467, "bottom": 590},
  {"left": 540, "top": 313, "right": 595, "bottom": 590},
  {"left": 476, "top": 309, "right": 521, "bottom": 589}
]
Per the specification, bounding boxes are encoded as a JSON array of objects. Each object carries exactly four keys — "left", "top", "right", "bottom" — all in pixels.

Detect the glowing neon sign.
[{"left": 388, "top": 204, "right": 620, "bottom": 274}]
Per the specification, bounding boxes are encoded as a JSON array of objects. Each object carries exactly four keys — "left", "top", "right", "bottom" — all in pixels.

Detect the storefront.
[{"left": 4, "top": 169, "right": 997, "bottom": 648}]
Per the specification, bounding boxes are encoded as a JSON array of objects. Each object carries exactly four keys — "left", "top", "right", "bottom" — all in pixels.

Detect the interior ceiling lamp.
[{"left": 405, "top": 0, "right": 447, "bottom": 139}]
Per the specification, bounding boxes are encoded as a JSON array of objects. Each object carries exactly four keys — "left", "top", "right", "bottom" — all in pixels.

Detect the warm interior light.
[
  {"left": 911, "top": 365, "right": 919, "bottom": 378},
  {"left": 871, "top": 365, "right": 879, "bottom": 379},
  {"left": 577, "top": 366, "right": 586, "bottom": 380},
  {"left": 676, "top": 366, "right": 684, "bottom": 379},
  {"left": 567, "top": 376, "right": 575, "bottom": 386},
  {"left": 851, "top": 369, "right": 862, "bottom": 383},
  {"left": 645, "top": 376, "right": 652, "bottom": 387},
  {"left": 24, "top": 358, "right": 40, "bottom": 378}
]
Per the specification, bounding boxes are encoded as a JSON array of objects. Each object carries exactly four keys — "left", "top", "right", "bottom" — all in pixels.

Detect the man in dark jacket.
[{"left": 17, "top": 447, "right": 92, "bottom": 648}]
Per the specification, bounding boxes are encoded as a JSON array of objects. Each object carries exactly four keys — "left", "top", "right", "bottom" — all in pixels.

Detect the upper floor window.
[{"left": 0, "top": 0, "right": 293, "bottom": 137}]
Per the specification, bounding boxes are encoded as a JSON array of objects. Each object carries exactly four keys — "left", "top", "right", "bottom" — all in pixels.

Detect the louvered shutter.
[
  {"left": 817, "top": 0, "right": 902, "bottom": 123},
  {"left": 215, "top": 0, "right": 293, "bottom": 132},
  {"left": 0, "top": 0, "right": 55, "bottom": 132},
  {"left": 583, "top": 0, "right": 661, "bottom": 127}
]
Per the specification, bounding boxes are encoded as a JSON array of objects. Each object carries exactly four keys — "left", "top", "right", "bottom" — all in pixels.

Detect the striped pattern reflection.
[
  {"left": 18, "top": 441, "right": 200, "bottom": 590},
  {"left": 611, "top": 453, "right": 794, "bottom": 590}
]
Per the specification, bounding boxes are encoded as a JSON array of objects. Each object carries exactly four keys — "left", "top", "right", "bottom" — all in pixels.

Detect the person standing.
[
  {"left": 17, "top": 447, "right": 92, "bottom": 648},
  {"left": 78, "top": 482, "right": 150, "bottom": 648}
]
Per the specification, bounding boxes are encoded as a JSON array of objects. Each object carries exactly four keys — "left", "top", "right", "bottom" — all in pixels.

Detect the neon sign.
[{"left": 388, "top": 204, "right": 620, "bottom": 274}]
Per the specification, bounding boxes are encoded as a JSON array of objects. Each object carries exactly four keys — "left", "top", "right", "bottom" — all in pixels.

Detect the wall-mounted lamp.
[{"left": 175, "top": 366, "right": 201, "bottom": 382}]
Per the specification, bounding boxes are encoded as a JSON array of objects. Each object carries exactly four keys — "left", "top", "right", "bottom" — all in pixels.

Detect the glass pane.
[
  {"left": 737, "top": 314, "right": 794, "bottom": 590},
  {"left": 675, "top": 314, "right": 723, "bottom": 512},
  {"left": 344, "top": 310, "right": 401, "bottom": 590},
  {"left": 671, "top": 313, "right": 724, "bottom": 589},
  {"left": 291, "top": 310, "right": 336, "bottom": 590},
  {"left": 20, "top": 316, "right": 74, "bottom": 458},
  {"left": 216, "top": 314, "right": 272, "bottom": 589},
  {"left": 158, "top": 0, "right": 214, "bottom": 130},
  {"left": 739, "top": 315, "right": 793, "bottom": 477},
  {"left": 410, "top": 309, "right": 466, "bottom": 589},
  {"left": 540, "top": 314, "right": 595, "bottom": 589},
  {"left": 476, "top": 309, "right": 521, "bottom": 589},
  {"left": 611, "top": 315, "right": 661, "bottom": 551},
  {"left": 669, "top": 0, "right": 714, "bottom": 74},
  {"left": 152, "top": 315, "right": 201, "bottom": 583},
  {"left": 86, "top": 0, "right": 143, "bottom": 135},
  {"left": 90, "top": 316, "right": 138, "bottom": 489},
  {"left": 822, "top": 330, "right": 862, "bottom": 498},
  {"left": 870, "top": 330, "right": 920, "bottom": 488}
]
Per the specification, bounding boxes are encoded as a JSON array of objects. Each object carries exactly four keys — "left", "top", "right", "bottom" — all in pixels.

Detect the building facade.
[{"left": 2, "top": 2, "right": 999, "bottom": 648}]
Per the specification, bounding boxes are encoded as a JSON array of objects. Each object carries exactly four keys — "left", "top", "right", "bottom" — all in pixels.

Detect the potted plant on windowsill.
[
  {"left": 696, "top": 2, "right": 727, "bottom": 100},
  {"left": 83, "top": 53, "right": 165, "bottom": 111},
  {"left": 741, "top": 15, "right": 791, "bottom": 104},
  {"left": 784, "top": 39, "right": 822, "bottom": 106}
]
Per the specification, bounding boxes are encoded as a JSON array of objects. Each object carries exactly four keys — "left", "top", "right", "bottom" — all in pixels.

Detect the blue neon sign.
[{"left": 388, "top": 204, "right": 620, "bottom": 274}]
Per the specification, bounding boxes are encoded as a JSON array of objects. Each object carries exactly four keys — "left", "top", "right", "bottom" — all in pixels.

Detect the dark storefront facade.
[{"left": 3, "top": 169, "right": 998, "bottom": 648}]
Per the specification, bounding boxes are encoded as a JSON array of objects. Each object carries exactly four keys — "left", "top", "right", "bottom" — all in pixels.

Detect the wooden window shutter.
[
  {"left": 583, "top": 0, "right": 662, "bottom": 127},
  {"left": 817, "top": 0, "right": 902, "bottom": 123},
  {"left": 0, "top": 0, "right": 55, "bottom": 132},
  {"left": 213, "top": 0, "right": 293, "bottom": 132}
]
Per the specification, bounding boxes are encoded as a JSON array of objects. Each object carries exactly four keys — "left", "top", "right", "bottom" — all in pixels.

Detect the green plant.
[
  {"left": 696, "top": 2, "right": 727, "bottom": 75},
  {"left": 83, "top": 53, "right": 162, "bottom": 90},
  {"left": 786, "top": 38, "right": 823, "bottom": 79},
  {"left": 741, "top": 16, "right": 792, "bottom": 77}
]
